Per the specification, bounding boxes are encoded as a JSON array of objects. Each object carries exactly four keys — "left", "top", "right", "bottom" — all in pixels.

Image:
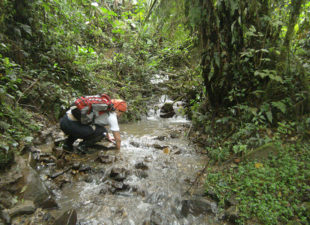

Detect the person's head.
[{"left": 111, "top": 99, "right": 127, "bottom": 116}]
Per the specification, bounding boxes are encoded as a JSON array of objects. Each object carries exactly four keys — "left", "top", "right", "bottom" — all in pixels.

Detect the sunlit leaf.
[{"left": 272, "top": 101, "right": 287, "bottom": 113}]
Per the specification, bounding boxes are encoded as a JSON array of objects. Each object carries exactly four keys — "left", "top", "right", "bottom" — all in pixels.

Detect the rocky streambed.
[{"left": 0, "top": 96, "right": 234, "bottom": 225}]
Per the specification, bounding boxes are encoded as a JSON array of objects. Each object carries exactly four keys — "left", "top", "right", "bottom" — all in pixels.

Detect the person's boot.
[
  {"left": 62, "top": 138, "right": 74, "bottom": 152},
  {"left": 76, "top": 143, "right": 87, "bottom": 154},
  {"left": 76, "top": 134, "right": 105, "bottom": 154}
]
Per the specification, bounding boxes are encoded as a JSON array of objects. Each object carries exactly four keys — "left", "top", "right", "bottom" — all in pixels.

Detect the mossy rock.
[
  {"left": 160, "top": 103, "right": 175, "bottom": 118},
  {"left": 243, "top": 143, "right": 280, "bottom": 161},
  {"left": 0, "top": 149, "right": 15, "bottom": 171}
]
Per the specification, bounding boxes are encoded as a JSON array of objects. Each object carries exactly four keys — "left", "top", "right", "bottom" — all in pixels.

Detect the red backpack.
[{"left": 71, "top": 94, "right": 114, "bottom": 124}]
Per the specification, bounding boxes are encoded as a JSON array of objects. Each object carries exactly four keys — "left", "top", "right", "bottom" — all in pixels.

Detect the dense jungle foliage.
[{"left": 0, "top": 0, "right": 309, "bottom": 224}]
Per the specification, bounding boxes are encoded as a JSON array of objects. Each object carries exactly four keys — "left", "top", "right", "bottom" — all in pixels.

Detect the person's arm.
[
  {"left": 106, "top": 133, "right": 115, "bottom": 143},
  {"left": 112, "top": 131, "right": 121, "bottom": 150}
]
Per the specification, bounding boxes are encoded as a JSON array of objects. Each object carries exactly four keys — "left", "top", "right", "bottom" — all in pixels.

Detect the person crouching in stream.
[{"left": 60, "top": 98, "right": 127, "bottom": 153}]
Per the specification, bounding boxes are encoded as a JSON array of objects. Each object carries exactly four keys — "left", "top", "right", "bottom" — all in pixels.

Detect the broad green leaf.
[
  {"left": 20, "top": 24, "right": 32, "bottom": 36},
  {"left": 272, "top": 101, "right": 286, "bottom": 113},
  {"left": 24, "top": 136, "right": 34, "bottom": 143},
  {"left": 20, "top": 185, "right": 28, "bottom": 193},
  {"left": 266, "top": 111, "right": 273, "bottom": 123},
  {"left": 214, "top": 52, "right": 220, "bottom": 67},
  {"left": 248, "top": 107, "right": 258, "bottom": 115}
]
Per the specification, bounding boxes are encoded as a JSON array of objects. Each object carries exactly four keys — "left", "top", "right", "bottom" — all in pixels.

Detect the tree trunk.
[{"left": 281, "top": 0, "right": 304, "bottom": 67}]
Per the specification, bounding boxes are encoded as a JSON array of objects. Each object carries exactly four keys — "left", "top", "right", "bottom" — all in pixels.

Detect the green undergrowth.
[
  {"left": 0, "top": 102, "right": 41, "bottom": 169},
  {"left": 200, "top": 117, "right": 310, "bottom": 224},
  {"left": 206, "top": 141, "right": 309, "bottom": 224}
]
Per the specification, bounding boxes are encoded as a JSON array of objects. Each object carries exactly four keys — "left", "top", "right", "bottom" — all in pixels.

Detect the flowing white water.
[{"left": 50, "top": 96, "right": 218, "bottom": 225}]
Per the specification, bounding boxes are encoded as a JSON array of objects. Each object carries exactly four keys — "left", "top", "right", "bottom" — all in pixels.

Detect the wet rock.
[
  {"left": 13, "top": 157, "right": 59, "bottom": 209},
  {"left": 99, "top": 185, "right": 110, "bottom": 195},
  {"left": 130, "top": 141, "right": 141, "bottom": 148},
  {"left": 53, "top": 147, "right": 65, "bottom": 159},
  {"left": 79, "top": 164, "right": 91, "bottom": 172},
  {"left": 37, "top": 142, "right": 55, "bottom": 154},
  {"left": 135, "top": 170, "right": 148, "bottom": 179},
  {"left": 135, "top": 162, "right": 149, "bottom": 170},
  {"left": 127, "top": 183, "right": 146, "bottom": 196},
  {"left": 0, "top": 210, "right": 11, "bottom": 225},
  {"left": 181, "top": 198, "right": 216, "bottom": 217},
  {"left": 160, "top": 103, "right": 175, "bottom": 118},
  {"left": 71, "top": 170, "right": 78, "bottom": 175},
  {"left": 38, "top": 196, "right": 58, "bottom": 209},
  {"left": 144, "top": 156, "right": 153, "bottom": 162},
  {"left": 6, "top": 200, "right": 36, "bottom": 218},
  {"left": 101, "top": 180, "right": 129, "bottom": 194},
  {"left": 97, "top": 155, "right": 115, "bottom": 164},
  {"left": 154, "top": 136, "right": 167, "bottom": 141},
  {"left": 25, "top": 208, "right": 55, "bottom": 225},
  {"left": 38, "top": 153, "right": 57, "bottom": 164},
  {"left": 49, "top": 167, "right": 72, "bottom": 179},
  {"left": 56, "top": 159, "right": 66, "bottom": 169},
  {"left": 33, "top": 127, "right": 56, "bottom": 146},
  {"left": 84, "top": 175, "right": 93, "bottom": 183},
  {"left": 0, "top": 168, "right": 23, "bottom": 193},
  {"left": 110, "top": 180, "right": 128, "bottom": 191},
  {"left": 54, "top": 173, "right": 72, "bottom": 189},
  {"left": 110, "top": 168, "right": 129, "bottom": 181},
  {"left": 94, "top": 167, "right": 105, "bottom": 175},
  {"left": 146, "top": 192, "right": 168, "bottom": 204},
  {"left": 151, "top": 143, "right": 168, "bottom": 150},
  {"left": 170, "top": 132, "right": 180, "bottom": 139},
  {"left": 53, "top": 209, "right": 77, "bottom": 225},
  {"left": 71, "top": 162, "right": 81, "bottom": 170},
  {"left": 173, "top": 149, "right": 182, "bottom": 155},
  {"left": 0, "top": 156, "right": 52, "bottom": 209},
  {"left": 142, "top": 220, "right": 151, "bottom": 225},
  {"left": 150, "top": 209, "right": 164, "bottom": 225},
  {"left": 0, "top": 191, "right": 15, "bottom": 208}
]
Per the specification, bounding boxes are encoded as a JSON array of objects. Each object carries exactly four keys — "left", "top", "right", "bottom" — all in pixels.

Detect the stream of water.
[{"left": 49, "top": 96, "right": 218, "bottom": 225}]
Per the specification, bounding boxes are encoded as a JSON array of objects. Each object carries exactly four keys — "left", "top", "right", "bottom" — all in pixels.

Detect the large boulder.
[
  {"left": 160, "top": 103, "right": 175, "bottom": 118},
  {"left": 5, "top": 200, "right": 36, "bottom": 218},
  {"left": 20, "top": 163, "right": 58, "bottom": 209},
  {"left": 1, "top": 156, "right": 58, "bottom": 210}
]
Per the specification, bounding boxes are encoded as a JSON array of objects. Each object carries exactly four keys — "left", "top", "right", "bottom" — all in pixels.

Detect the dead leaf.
[
  {"left": 163, "top": 147, "right": 170, "bottom": 154},
  {"left": 234, "top": 158, "right": 241, "bottom": 163}
]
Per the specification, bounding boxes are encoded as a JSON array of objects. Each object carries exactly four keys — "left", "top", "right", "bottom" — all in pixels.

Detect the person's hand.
[{"left": 107, "top": 134, "right": 115, "bottom": 144}]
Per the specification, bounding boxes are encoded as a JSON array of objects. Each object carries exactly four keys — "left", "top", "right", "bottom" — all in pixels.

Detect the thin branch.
[
  {"left": 143, "top": 0, "right": 158, "bottom": 25},
  {"left": 183, "top": 158, "right": 210, "bottom": 195},
  {"left": 16, "top": 78, "right": 39, "bottom": 104}
]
